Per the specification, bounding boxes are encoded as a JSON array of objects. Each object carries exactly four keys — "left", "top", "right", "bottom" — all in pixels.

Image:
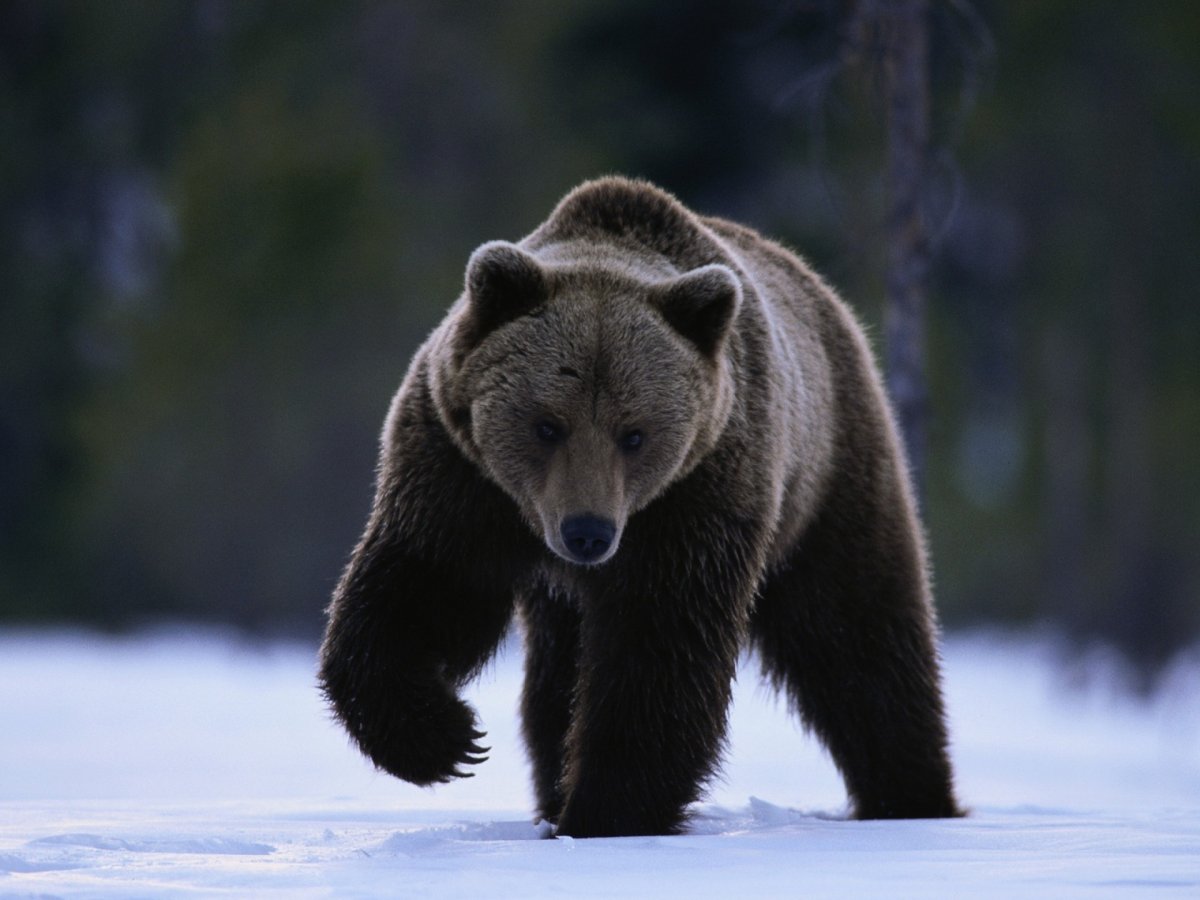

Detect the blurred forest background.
[{"left": 2, "top": 0, "right": 1197, "bottom": 688}]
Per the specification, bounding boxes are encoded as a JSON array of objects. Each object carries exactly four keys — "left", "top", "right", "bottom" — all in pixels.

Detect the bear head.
[{"left": 431, "top": 240, "right": 741, "bottom": 566}]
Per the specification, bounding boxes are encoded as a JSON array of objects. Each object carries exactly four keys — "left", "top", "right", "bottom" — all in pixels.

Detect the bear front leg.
[
  {"left": 517, "top": 582, "right": 581, "bottom": 822},
  {"left": 317, "top": 381, "right": 541, "bottom": 786},
  {"left": 554, "top": 511, "right": 762, "bottom": 838},
  {"left": 318, "top": 508, "right": 517, "bottom": 785}
]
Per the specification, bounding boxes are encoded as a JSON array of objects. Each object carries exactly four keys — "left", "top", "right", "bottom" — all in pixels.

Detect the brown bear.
[{"left": 318, "top": 176, "right": 961, "bottom": 837}]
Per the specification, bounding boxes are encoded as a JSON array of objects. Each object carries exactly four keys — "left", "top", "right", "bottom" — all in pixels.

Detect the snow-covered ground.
[{"left": 1, "top": 629, "right": 1197, "bottom": 897}]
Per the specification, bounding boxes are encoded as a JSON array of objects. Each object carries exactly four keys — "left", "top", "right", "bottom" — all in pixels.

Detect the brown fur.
[{"left": 319, "top": 176, "right": 961, "bottom": 837}]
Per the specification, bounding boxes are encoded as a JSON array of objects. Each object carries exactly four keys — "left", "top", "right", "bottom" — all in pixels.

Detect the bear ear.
[
  {"left": 463, "top": 241, "right": 548, "bottom": 344},
  {"left": 649, "top": 264, "right": 742, "bottom": 358}
]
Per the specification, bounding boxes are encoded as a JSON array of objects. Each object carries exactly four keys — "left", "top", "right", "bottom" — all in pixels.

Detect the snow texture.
[{"left": 1, "top": 629, "right": 1197, "bottom": 898}]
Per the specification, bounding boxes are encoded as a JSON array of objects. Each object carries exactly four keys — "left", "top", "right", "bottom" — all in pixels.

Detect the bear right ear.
[{"left": 463, "top": 241, "right": 548, "bottom": 345}]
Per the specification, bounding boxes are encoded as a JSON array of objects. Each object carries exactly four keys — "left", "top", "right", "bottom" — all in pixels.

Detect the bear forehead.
[
  {"left": 521, "top": 297, "right": 690, "bottom": 387},
  {"left": 464, "top": 291, "right": 697, "bottom": 419}
]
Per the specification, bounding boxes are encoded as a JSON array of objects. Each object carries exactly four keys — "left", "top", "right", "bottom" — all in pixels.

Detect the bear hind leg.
[{"left": 751, "top": 492, "right": 961, "bottom": 819}]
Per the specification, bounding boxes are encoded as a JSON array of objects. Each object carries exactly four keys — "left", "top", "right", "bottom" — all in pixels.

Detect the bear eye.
[
  {"left": 619, "top": 429, "right": 644, "bottom": 453},
  {"left": 535, "top": 420, "right": 565, "bottom": 445}
]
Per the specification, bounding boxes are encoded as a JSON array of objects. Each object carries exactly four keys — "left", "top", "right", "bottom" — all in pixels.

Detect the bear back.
[{"left": 526, "top": 177, "right": 727, "bottom": 274}]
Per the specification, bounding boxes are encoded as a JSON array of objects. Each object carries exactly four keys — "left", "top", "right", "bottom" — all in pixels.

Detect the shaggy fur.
[{"left": 318, "top": 177, "right": 961, "bottom": 837}]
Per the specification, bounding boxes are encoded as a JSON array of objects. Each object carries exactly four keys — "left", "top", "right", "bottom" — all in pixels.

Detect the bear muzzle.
[{"left": 558, "top": 514, "right": 618, "bottom": 565}]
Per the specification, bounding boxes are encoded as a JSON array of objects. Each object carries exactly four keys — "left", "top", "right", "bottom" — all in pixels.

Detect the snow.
[{"left": 1, "top": 629, "right": 1197, "bottom": 897}]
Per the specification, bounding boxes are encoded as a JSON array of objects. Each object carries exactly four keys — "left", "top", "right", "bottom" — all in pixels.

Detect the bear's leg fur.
[
  {"left": 318, "top": 404, "right": 533, "bottom": 789},
  {"left": 517, "top": 582, "right": 581, "bottom": 822},
  {"left": 553, "top": 499, "right": 762, "bottom": 838},
  {"left": 318, "top": 519, "right": 516, "bottom": 786},
  {"left": 750, "top": 468, "right": 961, "bottom": 820}
]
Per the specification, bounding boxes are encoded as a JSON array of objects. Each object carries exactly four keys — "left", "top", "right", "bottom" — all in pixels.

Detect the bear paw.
[{"left": 364, "top": 693, "right": 490, "bottom": 786}]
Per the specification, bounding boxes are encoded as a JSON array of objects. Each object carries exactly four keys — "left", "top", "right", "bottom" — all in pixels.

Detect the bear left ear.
[
  {"left": 649, "top": 264, "right": 742, "bottom": 358},
  {"left": 463, "top": 241, "right": 548, "bottom": 345}
]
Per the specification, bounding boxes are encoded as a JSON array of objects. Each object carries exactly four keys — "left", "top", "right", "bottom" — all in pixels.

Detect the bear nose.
[{"left": 560, "top": 515, "right": 616, "bottom": 564}]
